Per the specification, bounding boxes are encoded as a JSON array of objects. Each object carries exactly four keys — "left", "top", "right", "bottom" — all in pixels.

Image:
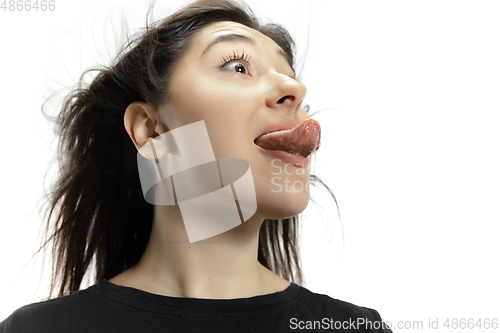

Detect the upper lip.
[{"left": 254, "top": 120, "right": 298, "bottom": 142}]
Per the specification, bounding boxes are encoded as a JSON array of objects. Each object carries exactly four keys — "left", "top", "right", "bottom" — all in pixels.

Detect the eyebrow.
[{"left": 202, "top": 34, "right": 256, "bottom": 55}]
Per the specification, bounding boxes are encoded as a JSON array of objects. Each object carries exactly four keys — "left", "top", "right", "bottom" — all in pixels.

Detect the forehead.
[{"left": 191, "top": 21, "right": 284, "bottom": 55}]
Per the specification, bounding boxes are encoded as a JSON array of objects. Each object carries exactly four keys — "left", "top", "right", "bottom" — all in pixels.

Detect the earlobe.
[{"left": 124, "top": 101, "right": 158, "bottom": 151}]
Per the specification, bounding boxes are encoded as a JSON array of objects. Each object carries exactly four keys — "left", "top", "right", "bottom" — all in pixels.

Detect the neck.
[{"left": 109, "top": 204, "right": 290, "bottom": 299}]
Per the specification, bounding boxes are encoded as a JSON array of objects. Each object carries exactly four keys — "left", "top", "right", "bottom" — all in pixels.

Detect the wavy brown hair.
[{"left": 38, "top": 0, "right": 338, "bottom": 299}]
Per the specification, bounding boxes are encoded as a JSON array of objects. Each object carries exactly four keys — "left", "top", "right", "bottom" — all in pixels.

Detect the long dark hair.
[{"left": 38, "top": 0, "right": 338, "bottom": 299}]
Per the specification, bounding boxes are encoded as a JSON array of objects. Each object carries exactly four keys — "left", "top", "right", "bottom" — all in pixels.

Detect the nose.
[{"left": 265, "top": 73, "right": 307, "bottom": 115}]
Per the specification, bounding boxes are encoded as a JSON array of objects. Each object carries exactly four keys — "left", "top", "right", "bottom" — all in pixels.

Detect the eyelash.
[{"left": 219, "top": 50, "right": 252, "bottom": 74}]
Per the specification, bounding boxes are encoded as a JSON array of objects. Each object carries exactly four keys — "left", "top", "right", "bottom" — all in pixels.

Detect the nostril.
[{"left": 277, "top": 95, "right": 294, "bottom": 104}]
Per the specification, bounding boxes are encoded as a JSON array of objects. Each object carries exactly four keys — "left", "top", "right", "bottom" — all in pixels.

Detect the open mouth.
[{"left": 253, "top": 118, "right": 321, "bottom": 159}]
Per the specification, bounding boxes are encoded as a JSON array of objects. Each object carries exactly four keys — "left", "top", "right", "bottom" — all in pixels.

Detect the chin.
[{"left": 255, "top": 182, "right": 311, "bottom": 220}]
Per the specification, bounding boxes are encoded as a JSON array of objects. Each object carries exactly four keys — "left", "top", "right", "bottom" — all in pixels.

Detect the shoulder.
[
  {"left": 0, "top": 285, "right": 106, "bottom": 333},
  {"left": 295, "top": 285, "right": 391, "bottom": 332},
  {"left": 299, "top": 285, "right": 383, "bottom": 318}
]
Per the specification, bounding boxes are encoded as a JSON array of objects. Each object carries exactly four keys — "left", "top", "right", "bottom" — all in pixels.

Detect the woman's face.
[{"left": 158, "top": 21, "right": 312, "bottom": 220}]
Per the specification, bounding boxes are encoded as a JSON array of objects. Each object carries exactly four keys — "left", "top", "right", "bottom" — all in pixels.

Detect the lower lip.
[{"left": 255, "top": 145, "right": 310, "bottom": 168}]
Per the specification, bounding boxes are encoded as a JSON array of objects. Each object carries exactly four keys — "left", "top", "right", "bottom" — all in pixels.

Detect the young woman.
[{"left": 0, "top": 0, "right": 392, "bottom": 331}]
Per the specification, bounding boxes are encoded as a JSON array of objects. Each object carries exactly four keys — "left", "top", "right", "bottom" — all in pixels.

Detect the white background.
[{"left": 1, "top": 0, "right": 499, "bottom": 331}]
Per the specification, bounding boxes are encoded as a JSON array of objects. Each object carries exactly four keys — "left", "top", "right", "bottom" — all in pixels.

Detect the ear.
[{"left": 124, "top": 101, "right": 160, "bottom": 152}]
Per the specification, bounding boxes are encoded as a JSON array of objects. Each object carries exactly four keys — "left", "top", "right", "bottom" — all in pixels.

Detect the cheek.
[
  {"left": 169, "top": 80, "right": 259, "bottom": 156},
  {"left": 170, "top": 73, "right": 252, "bottom": 121}
]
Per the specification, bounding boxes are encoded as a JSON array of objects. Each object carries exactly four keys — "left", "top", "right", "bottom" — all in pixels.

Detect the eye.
[
  {"left": 219, "top": 50, "right": 252, "bottom": 76},
  {"left": 224, "top": 61, "right": 248, "bottom": 75}
]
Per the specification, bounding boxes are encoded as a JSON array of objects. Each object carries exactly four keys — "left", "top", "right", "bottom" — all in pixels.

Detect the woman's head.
[
  {"left": 125, "top": 18, "right": 312, "bottom": 221},
  {"left": 41, "top": 0, "right": 322, "bottom": 297}
]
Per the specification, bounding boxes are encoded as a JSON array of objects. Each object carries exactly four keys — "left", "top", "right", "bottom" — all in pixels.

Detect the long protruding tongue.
[{"left": 254, "top": 118, "right": 321, "bottom": 158}]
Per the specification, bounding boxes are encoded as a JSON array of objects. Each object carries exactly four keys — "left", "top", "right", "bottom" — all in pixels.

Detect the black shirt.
[{"left": 0, "top": 279, "right": 392, "bottom": 332}]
